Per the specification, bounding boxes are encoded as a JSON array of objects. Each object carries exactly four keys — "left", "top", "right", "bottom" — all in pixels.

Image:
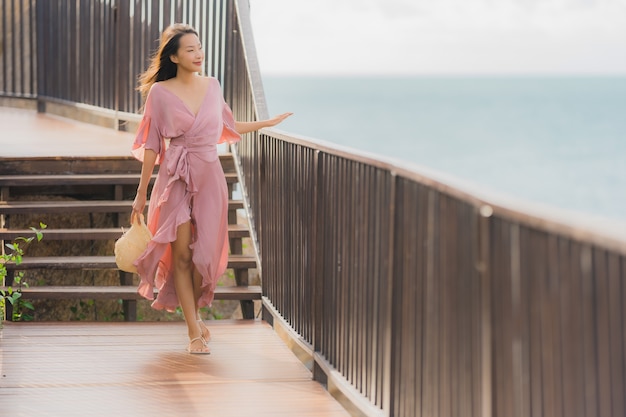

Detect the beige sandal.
[
  {"left": 197, "top": 319, "right": 212, "bottom": 344},
  {"left": 187, "top": 336, "right": 210, "bottom": 354}
]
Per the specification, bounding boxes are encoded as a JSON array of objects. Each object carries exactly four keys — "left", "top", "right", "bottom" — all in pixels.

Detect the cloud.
[{"left": 249, "top": 0, "right": 626, "bottom": 75}]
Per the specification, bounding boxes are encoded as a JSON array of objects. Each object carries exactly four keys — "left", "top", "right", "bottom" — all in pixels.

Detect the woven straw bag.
[{"left": 114, "top": 214, "right": 152, "bottom": 273}]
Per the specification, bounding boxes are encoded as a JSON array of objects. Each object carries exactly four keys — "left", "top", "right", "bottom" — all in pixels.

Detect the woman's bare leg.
[
  {"left": 172, "top": 221, "right": 208, "bottom": 353},
  {"left": 193, "top": 267, "right": 211, "bottom": 341},
  {"left": 192, "top": 267, "right": 203, "bottom": 307}
]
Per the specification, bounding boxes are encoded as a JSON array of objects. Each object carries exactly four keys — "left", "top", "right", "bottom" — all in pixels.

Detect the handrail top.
[{"left": 260, "top": 127, "right": 626, "bottom": 254}]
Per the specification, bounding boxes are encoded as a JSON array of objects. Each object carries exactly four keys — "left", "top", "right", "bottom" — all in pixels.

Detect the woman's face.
[{"left": 171, "top": 33, "right": 204, "bottom": 72}]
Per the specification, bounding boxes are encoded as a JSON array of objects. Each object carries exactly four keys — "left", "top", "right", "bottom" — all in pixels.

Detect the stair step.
[
  {"left": 3, "top": 255, "right": 257, "bottom": 270},
  {"left": 0, "top": 224, "right": 250, "bottom": 240},
  {"left": 0, "top": 199, "right": 244, "bottom": 214},
  {"left": 1, "top": 154, "right": 257, "bottom": 320},
  {"left": 0, "top": 174, "right": 154, "bottom": 186},
  {"left": 0, "top": 285, "right": 262, "bottom": 301},
  {"left": 0, "top": 153, "right": 236, "bottom": 175},
  {"left": 0, "top": 172, "right": 238, "bottom": 187}
]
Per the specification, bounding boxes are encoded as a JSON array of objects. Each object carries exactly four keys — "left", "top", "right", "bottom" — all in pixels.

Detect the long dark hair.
[{"left": 137, "top": 23, "right": 199, "bottom": 99}]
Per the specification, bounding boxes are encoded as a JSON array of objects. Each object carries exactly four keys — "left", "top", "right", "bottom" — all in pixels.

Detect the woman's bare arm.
[
  {"left": 235, "top": 112, "right": 293, "bottom": 135},
  {"left": 132, "top": 148, "right": 158, "bottom": 222}
]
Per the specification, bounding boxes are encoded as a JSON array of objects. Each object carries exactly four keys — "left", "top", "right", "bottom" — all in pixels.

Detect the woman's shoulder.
[
  {"left": 203, "top": 76, "right": 221, "bottom": 86},
  {"left": 198, "top": 76, "right": 223, "bottom": 94},
  {"left": 202, "top": 75, "right": 220, "bottom": 87},
  {"left": 148, "top": 81, "right": 167, "bottom": 95}
]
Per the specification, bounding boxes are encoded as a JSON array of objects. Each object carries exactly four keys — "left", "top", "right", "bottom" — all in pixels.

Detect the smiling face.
[{"left": 170, "top": 33, "right": 204, "bottom": 74}]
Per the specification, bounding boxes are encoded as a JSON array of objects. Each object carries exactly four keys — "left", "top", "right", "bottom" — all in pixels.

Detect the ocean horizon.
[{"left": 261, "top": 75, "right": 626, "bottom": 225}]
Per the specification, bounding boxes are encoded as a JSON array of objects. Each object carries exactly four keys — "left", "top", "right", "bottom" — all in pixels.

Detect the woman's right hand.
[{"left": 131, "top": 192, "right": 147, "bottom": 224}]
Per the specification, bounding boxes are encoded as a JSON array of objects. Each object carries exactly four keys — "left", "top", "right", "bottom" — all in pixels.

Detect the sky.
[{"left": 248, "top": 0, "right": 626, "bottom": 76}]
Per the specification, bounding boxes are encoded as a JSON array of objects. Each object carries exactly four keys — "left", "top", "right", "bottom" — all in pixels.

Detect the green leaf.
[
  {"left": 30, "top": 226, "right": 45, "bottom": 241},
  {"left": 22, "top": 301, "right": 35, "bottom": 310}
]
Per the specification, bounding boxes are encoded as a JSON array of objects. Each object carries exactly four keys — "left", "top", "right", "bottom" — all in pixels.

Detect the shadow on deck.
[{"left": 0, "top": 320, "right": 350, "bottom": 417}]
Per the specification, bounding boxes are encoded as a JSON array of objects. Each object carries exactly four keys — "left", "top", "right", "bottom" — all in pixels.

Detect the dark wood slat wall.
[
  {"left": 388, "top": 183, "right": 484, "bottom": 417},
  {"left": 1, "top": 0, "right": 36, "bottom": 97},
  {"left": 2, "top": 0, "right": 237, "bottom": 115},
  {"left": 486, "top": 218, "right": 626, "bottom": 417}
]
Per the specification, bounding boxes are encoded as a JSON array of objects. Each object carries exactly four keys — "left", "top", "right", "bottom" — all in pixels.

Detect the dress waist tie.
[{"left": 157, "top": 140, "right": 217, "bottom": 207}]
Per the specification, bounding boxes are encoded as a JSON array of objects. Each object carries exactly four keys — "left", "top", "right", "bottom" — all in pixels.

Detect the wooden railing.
[
  {"left": 237, "top": 127, "right": 626, "bottom": 417},
  {"left": 3, "top": 1, "right": 625, "bottom": 416}
]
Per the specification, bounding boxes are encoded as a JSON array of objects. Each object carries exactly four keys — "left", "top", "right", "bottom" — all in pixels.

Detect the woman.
[{"left": 131, "top": 23, "right": 291, "bottom": 354}]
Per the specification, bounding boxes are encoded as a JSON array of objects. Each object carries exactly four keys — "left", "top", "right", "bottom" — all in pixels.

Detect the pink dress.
[{"left": 131, "top": 78, "right": 241, "bottom": 312}]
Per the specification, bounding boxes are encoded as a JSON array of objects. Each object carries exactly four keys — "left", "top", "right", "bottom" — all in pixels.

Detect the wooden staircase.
[{"left": 0, "top": 154, "right": 259, "bottom": 320}]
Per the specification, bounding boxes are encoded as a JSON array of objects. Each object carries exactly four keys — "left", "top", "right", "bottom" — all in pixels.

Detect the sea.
[{"left": 261, "top": 75, "right": 626, "bottom": 225}]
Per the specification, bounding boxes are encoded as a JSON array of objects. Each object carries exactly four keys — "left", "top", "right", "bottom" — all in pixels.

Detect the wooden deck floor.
[
  {"left": 1, "top": 106, "right": 134, "bottom": 158},
  {"left": 0, "top": 320, "right": 351, "bottom": 417}
]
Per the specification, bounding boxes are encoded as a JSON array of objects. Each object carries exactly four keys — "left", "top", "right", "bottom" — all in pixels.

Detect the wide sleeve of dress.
[
  {"left": 132, "top": 85, "right": 167, "bottom": 164},
  {"left": 218, "top": 93, "right": 242, "bottom": 145}
]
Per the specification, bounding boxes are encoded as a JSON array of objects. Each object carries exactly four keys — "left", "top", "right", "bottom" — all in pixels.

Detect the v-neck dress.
[{"left": 131, "top": 78, "right": 241, "bottom": 311}]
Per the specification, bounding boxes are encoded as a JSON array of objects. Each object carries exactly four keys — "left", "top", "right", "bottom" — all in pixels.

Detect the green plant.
[
  {"left": 200, "top": 305, "right": 223, "bottom": 320},
  {"left": 1, "top": 223, "right": 47, "bottom": 322},
  {"left": 70, "top": 299, "right": 94, "bottom": 321}
]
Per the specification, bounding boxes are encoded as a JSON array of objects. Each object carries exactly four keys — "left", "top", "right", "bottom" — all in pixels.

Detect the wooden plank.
[
  {"left": 0, "top": 172, "right": 238, "bottom": 186},
  {"left": 493, "top": 219, "right": 515, "bottom": 417},
  {"left": 593, "top": 248, "right": 612, "bottom": 417},
  {"left": 560, "top": 240, "right": 586, "bottom": 417},
  {"left": 0, "top": 199, "right": 244, "bottom": 214},
  {"left": 0, "top": 200, "right": 134, "bottom": 213},
  {"left": 607, "top": 253, "right": 625, "bottom": 417},
  {"left": 3, "top": 254, "right": 256, "bottom": 270},
  {"left": 542, "top": 233, "right": 563, "bottom": 417},
  {"left": 0, "top": 156, "right": 143, "bottom": 175},
  {"left": 528, "top": 230, "right": 545, "bottom": 417},
  {"left": 0, "top": 285, "right": 262, "bottom": 300},
  {"left": 0, "top": 224, "right": 249, "bottom": 240},
  {"left": 3, "top": 255, "right": 118, "bottom": 269},
  {"left": 226, "top": 224, "right": 250, "bottom": 238},
  {"left": 580, "top": 245, "right": 599, "bottom": 417},
  {"left": 0, "top": 321, "right": 351, "bottom": 417},
  {"left": 0, "top": 173, "right": 156, "bottom": 186}
]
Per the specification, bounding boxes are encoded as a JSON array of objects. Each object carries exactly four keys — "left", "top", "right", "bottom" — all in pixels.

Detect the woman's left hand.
[
  {"left": 265, "top": 112, "right": 293, "bottom": 127},
  {"left": 235, "top": 113, "right": 294, "bottom": 134}
]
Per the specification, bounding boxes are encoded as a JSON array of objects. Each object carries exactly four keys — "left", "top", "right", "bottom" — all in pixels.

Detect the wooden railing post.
[
  {"left": 478, "top": 205, "right": 493, "bottom": 417},
  {"left": 312, "top": 149, "right": 325, "bottom": 383},
  {"left": 382, "top": 172, "right": 396, "bottom": 417}
]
